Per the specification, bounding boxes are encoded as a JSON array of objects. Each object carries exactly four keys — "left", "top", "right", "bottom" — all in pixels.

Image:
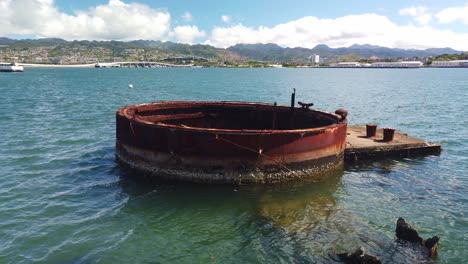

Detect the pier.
[
  {"left": 17, "top": 61, "right": 200, "bottom": 68},
  {"left": 345, "top": 125, "right": 441, "bottom": 162},
  {"left": 95, "top": 61, "right": 197, "bottom": 68}
]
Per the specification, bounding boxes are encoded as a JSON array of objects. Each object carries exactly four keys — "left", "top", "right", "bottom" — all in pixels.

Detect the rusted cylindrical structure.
[
  {"left": 116, "top": 101, "right": 348, "bottom": 184},
  {"left": 366, "top": 124, "right": 377, "bottom": 137},
  {"left": 383, "top": 128, "right": 395, "bottom": 142}
]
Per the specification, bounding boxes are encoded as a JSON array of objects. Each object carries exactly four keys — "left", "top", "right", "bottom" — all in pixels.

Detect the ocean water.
[{"left": 0, "top": 68, "right": 466, "bottom": 263}]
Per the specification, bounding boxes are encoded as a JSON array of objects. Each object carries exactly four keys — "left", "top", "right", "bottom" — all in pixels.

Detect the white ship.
[{"left": 0, "top": 61, "right": 24, "bottom": 72}]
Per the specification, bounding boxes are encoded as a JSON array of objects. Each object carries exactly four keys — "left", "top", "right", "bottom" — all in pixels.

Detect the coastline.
[
  {"left": 8, "top": 63, "right": 468, "bottom": 69},
  {"left": 18, "top": 63, "right": 96, "bottom": 68}
]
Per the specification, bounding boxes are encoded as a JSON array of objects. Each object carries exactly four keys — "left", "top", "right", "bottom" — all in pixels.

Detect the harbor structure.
[
  {"left": 431, "top": 60, "right": 468, "bottom": 67},
  {"left": 370, "top": 61, "right": 423, "bottom": 68},
  {"left": 116, "top": 101, "right": 348, "bottom": 184},
  {"left": 116, "top": 100, "right": 441, "bottom": 184},
  {"left": 345, "top": 125, "right": 441, "bottom": 161},
  {"left": 332, "top": 61, "right": 422, "bottom": 68},
  {"left": 335, "top": 62, "right": 362, "bottom": 67},
  {"left": 94, "top": 61, "right": 197, "bottom": 68}
]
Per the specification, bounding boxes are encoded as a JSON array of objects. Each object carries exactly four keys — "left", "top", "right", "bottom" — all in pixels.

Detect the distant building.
[
  {"left": 309, "top": 54, "right": 320, "bottom": 64},
  {"left": 332, "top": 61, "right": 423, "bottom": 68},
  {"left": 335, "top": 62, "right": 361, "bottom": 67},
  {"left": 163, "top": 57, "right": 208, "bottom": 63},
  {"left": 431, "top": 60, "right": 468, "bottom": 67},
  {"left": 370, "top": 61, "right": 422, "bottom": 68},
  {"left": 269, "top": 64, "right": 283, "bottom": 68},
  {"left": 314, "top": 54, "right": 320, "bottom": 63}
]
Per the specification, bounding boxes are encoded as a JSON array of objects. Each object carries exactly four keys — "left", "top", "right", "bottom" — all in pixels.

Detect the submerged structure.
[{"left": 116, "top": 100, "right": 348, "bottom": 184}]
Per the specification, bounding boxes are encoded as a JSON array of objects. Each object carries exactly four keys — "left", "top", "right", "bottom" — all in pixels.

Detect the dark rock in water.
[
  {"left": 425, "top": 236, "right": 440, "bottom": 258},
  {"left": 396, "top": 218, "right": 440, "bottom": 258},
  {"left": 337, "top": 246, "right": 382, "bottom": 264},
  {"left": 396, "top": 217, "right": 423, "bottom": 244}
]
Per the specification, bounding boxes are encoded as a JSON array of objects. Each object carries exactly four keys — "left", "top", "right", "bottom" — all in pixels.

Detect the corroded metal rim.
[{"left": 118, "top": 101, "right": 346, "bottom": 135}]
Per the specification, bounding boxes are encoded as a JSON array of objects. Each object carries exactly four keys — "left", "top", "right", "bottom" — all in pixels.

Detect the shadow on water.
[
  {"left": 253, "top": 170, "right": 343, "bottom": 231},
  {"left": 110, "top": 161, "right": 439, "bottom": 263},
  {"left": 115, "top": 160, "right": 344, "bottom": 215},
  {"left": 113, "top": 163, "right": 344, "bottom": 262}
]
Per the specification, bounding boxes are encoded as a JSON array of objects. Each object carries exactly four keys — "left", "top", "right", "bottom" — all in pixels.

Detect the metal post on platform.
[
  {"left": 290, "top": 89, "right": 296, "bottom": 129},
  {"left": 366, "top": 124, "right": 377, "bottom": 137},
  {"left": 383, "top": 128, "right": 395, "bottom": 142},
  {"left": 272, "top": 102, "right": 277, "bottom": 130},
  {"left": 290, "top": 88, "right": 296, "bottom": 112}
]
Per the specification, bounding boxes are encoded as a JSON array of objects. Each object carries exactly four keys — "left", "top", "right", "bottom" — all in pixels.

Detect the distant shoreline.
[
  {"left": 18, "top": 63, "right": 96, "bottom": 68},
  {"left": 7, "top": 63, "right": 468, "bottom": 69}
]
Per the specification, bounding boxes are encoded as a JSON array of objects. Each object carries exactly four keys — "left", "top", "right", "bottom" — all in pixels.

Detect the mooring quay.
[{"left": 345, "top": 125, "right": 441, "bottom": 162}]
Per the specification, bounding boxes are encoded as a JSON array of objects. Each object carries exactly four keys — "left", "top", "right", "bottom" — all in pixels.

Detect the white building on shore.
[
  {"left": 332, "top": 61, "right": 423, "bottom": 68},
  {"left": 335, "top": 62, "right": 362, "bottom": 67},
  {"left": 370, "top": 61, "right": 423, "bottom": 68},
  {"left": 431, "top": 60, "right": 468, "bottom": 67},
  {"left": 309, "top": 54, "right": 320, "bottom": 64}
]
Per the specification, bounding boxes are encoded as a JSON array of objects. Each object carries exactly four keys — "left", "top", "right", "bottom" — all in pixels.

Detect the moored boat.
[
  {"left": 0, "top": 61, "right": 24, "bottom": 72},
  {"left": 116, "top": 100, "right": 348, "bottom": 184}
]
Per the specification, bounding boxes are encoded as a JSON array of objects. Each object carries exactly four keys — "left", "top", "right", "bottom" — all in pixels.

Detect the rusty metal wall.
[{"left": 116, "top": 101, "right": 347, "bottom": 183}]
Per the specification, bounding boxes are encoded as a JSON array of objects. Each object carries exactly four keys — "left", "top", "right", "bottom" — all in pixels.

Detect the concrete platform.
[{"left": 345, "top": 125, "right": 441, "bottom": 162}]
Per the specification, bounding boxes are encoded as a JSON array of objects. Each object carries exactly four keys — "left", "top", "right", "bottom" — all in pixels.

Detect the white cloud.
[
  {"left": 171, "top": 25, "right": 205, "bottom": 44},
  {"left": 210, "top": 14, "right": 395, "bottom": 48},
  {"left": 399, "top": 6, "right": 432, "bottom": 25},
  {"left": 207, "top": 14, "right": 468, "bottom": 50},
  {"left": 182, "top": 11, "right": 193, "bottom": 22},
  {"left": 436, "top": 4, "right": 468, "bottom": 24},
  {"left": 221, "top": 15, "right": 231, "bottom": 23},
  {"left": 0, "top": 0, "right": 171, "bottom": 40},
  {"left": 414, "top": 14, "right": 432, "bottom": 25},
  {"left": 399, "top": 6, "right": 427, "bottom": 17},
  {"left": 0, "top": 1, "right": 467, "bottom": 51}
]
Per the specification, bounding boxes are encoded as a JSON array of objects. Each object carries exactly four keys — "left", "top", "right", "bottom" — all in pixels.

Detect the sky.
[{"left": 1, "top": 0, "right": 468, "bottom": 50}]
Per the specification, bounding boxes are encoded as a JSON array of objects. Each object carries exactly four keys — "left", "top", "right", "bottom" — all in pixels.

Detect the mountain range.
[
  {"left": 228, "top": 43, "right": 461, "bottom": 62},
  {"left": 0, "top": 37, "right": 463, "bottom": 63}
]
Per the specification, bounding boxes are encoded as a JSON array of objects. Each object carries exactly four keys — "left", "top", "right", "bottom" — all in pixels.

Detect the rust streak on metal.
[{"left": 215, "top": 135, "right": 293, "bottom": 172}]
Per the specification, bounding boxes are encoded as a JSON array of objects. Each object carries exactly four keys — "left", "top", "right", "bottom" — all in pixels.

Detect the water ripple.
[{"left": 0, "top": 68, "right": 466, "bottom": 263}]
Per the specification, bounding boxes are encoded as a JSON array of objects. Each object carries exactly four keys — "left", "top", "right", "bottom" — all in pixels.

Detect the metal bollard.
[
  {"left": 383, "top": 128, "right": 395, "bottom": 142},
  {"left": 366, "top": 124, "right": 377, "bottom": 137}
]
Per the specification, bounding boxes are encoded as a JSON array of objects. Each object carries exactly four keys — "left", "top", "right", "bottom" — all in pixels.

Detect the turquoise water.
[{"left": 0, "top": 68, "right": 466, "bottom": 263}]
